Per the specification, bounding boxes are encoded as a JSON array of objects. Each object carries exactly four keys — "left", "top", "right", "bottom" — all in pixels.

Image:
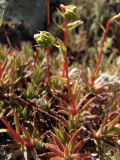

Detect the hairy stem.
[
  {"left": 60, "top": 4, "right": 68, "bottom": 77},
  {"left": 62, "top": 17, "right": 68, "bottom": 77},
  {"left": 60, "top": 4, "right": 77, "bottom": 115}
]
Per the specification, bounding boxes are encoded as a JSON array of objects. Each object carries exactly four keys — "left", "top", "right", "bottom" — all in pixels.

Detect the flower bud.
[
  {"left": 34, "top": 31, "right": 56, "bottom": 47},
  {"left": 60, "top": 5, "right": 80, "bottom": 22},
  {"left": 34, "top": 31, "right": 67, "bottom": 57}
]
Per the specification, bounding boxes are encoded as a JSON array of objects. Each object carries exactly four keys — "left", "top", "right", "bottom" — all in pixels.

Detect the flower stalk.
[
  {"left": 90, "top": 13, "right": 120, "bottom": 87},
  {"left": 60, "top": 4, "right": 69, "bottom": 77}
]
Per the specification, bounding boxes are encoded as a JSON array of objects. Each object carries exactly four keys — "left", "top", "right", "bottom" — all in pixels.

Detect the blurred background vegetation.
[{"left": 0, "top": 0, "right": 120, "bottom": 55}]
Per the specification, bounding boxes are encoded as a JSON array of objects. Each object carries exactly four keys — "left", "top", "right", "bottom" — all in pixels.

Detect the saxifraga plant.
[
  {"left": 41, "top": 129, "right": 96, "bottom": 160},
  {"left": 34, "top": 31, "right": 77, "bottom": 115},
  {"left": 0, "top": 110, "right": 45, "bottom": 160},
  {"left": 90, "top": 13, "right": 120, "bottom": 87}
]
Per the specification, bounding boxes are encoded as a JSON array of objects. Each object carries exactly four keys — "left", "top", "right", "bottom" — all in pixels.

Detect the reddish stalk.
[
  {"left": 46, "top": 0, "right": 51, "bottom": 83},
  {"left": 64, "top": 56, "right": 77, "bottom": 115},
  {"left": 90, "top": 14, "right": 120, "bottom": 87},
  {"left": 60, "top": 4, "right": 68, "bottom": 77},
  {"left": 60, "top": 4, "right": 77, "bottom": 115}
]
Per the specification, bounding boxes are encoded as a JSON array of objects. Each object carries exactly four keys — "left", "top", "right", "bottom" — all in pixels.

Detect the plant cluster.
[{"left": 0, "top": 1, "right": 120, "bottom": 160}]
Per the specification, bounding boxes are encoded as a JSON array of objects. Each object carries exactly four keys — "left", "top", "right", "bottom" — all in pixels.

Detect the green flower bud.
[
  {"left": 65, "top": 5, "right": 80, "bottom": 21},
  {"left": 59, "top": 5, "right": 80, "bottom": 22},
  {"left": 34, "top": 31, "right": 56, "bottom": 47},
  {"left": 34, "top": 31, "right": 67, "bottom": 57}
]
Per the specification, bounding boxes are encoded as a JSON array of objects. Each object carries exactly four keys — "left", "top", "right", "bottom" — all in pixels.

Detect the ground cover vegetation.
[{"left": 0, "top": 0, "right": 120, "bottom": 160}]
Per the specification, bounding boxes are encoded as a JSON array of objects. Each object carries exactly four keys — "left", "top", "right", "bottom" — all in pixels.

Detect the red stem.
[
  {"left": 60, "top": 4, "right": 77, "bottom": 115},
  {"left": 64, "top": 56, "right": 77, "bottom": 115},
  {"left": 60, "top": 4, "right": 68, "bottom": 77},
  {"left": 90, "top": 17, "right": 113, "bottom": 87},
  {"left": 62, "top": 17, "right": 68, "bottom": 77}
]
